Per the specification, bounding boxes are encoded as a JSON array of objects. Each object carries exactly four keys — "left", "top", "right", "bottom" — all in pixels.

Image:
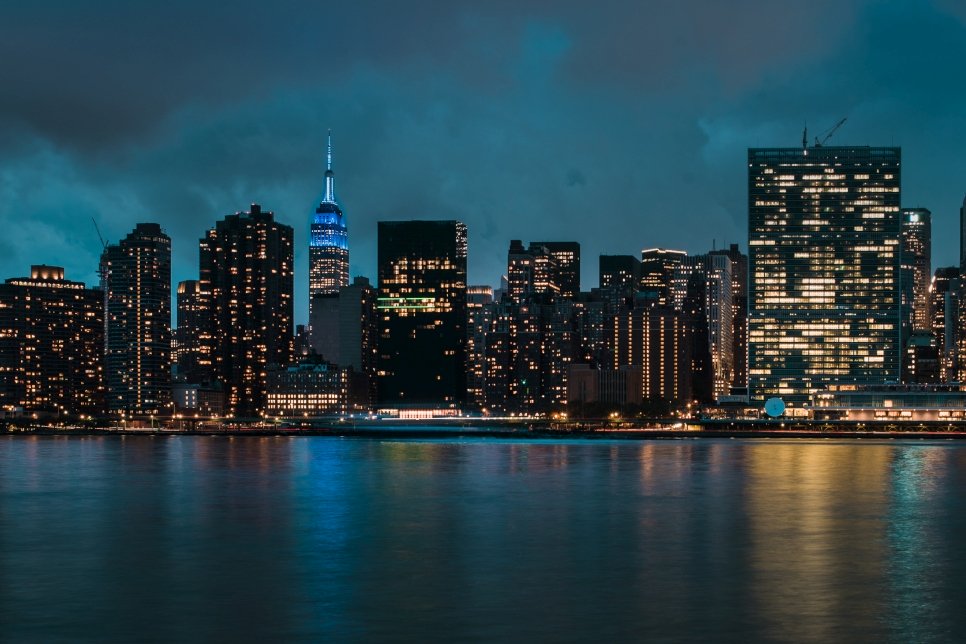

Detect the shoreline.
[{"left": 4, "top": 423, "right": 966, "bottom": 441}]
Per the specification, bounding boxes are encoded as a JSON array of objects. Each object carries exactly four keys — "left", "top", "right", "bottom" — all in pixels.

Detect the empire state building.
[{"left": 309, "top": 131, "right": 349, "bottom": 314}]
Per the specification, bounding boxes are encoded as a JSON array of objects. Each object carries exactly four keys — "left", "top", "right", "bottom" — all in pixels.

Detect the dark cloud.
[{"left": 3, "top": 1, "right": 966, "bottom": 323}]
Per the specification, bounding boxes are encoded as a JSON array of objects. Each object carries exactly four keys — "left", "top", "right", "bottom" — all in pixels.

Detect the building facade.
[
  {"left": 0, "top": 266, "right": 104, "bottom": 416},
  {"left": 377, "top": 220, "right": 467, "bottom": 407},
  {"left": 931, "top": 266, "right": 960, "bottom": 382},
  {"left": 639, "top": 248, "right": 686, "bottom": 306},
  {"left": 174, "top": 279, "right": 206, "bottom": 381},
  {"left": 266, "top": 358, "right": 349, "bottom": 417},
  {"left": 200, "top": 204, "right": 294, "bottom": 417},
  {"left": 900, "top": 207, "right": 931, "bottom": 335},
  {"left": 748, "top": 146, "right": 902, "bottom": 406},
  {"left": 101, "top": 223, "right": 172, "bottom": 415}
]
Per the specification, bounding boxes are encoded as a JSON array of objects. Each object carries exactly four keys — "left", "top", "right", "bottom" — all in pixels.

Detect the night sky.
[{"left": 3, "top": 1, "right": 966, "bottom": 323}]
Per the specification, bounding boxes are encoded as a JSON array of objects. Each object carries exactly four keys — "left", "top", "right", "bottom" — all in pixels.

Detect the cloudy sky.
[{"left": 3, "top": 1, "right": 966, "bottom": 322}]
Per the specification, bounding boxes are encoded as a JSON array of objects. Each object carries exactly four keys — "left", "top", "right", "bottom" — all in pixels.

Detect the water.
[{"left": 2, "top": 435, "right": 966, "bottom": 642}]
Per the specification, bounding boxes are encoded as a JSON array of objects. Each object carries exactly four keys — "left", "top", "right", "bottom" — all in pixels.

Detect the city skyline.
[{"left": 4, "top": 3, "right": 966, "bottom": 323}]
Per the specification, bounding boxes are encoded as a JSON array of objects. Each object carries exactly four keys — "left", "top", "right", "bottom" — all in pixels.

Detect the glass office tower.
[{"left": 748, "top": 146, "right": 901, "bottom": 406}]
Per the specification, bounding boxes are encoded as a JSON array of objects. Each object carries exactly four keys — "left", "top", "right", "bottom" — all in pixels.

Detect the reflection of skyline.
[{"left": 5, "top": 437, "right": 966, "bottom": 641}]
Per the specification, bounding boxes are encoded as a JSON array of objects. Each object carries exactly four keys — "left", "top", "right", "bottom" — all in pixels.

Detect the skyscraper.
[
  {"left": 900, "top": 208, "right": 931, "bottom": 334},
  {"left": 507, "top": 240, "right": 580, "bottom": 302},
  {"left": 102, "top": 223, "right": 171, "bottom": 415},
  {"left": 674, "top": 253, "right": 734, "bottom": 401},
  {"left": 175, "top": 280, "right": 206, "bottom": 381},
  {"left": 709, "top": 243, "right": 748, "bottom": 391},
  {"left": 640, "top": 248, "right": 686, "bottom": 306},
  {"left": 377, "top": 220, "right": 467, "bottom": 407},
  {"left": 748, "top": 146, "right": 902, "bottom": 406},
  {"left": 599, "top": 255, "right": 641, "bottom": 292},
  {"left": 309, "top": 131, "right": 349, "bottom": 318},
  {"left": 0, "top": 266, "right": 104, "bottom": 416},
  {"left": 931, "top": 266, "right": 960, "bottom": 382},
  {"left": 200, "top": 204, "right": 294, "bottom": 417},
  {"left": 530, "top": 241, "right": 580, "bottom": 299}
]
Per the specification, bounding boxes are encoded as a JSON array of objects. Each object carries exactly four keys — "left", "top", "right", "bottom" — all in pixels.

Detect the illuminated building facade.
[
  {"left": 200, "top": 204, "right": 294, "bottom": 417},
  {"left": 811, "top": 384, "right": 966, "bottom": 421},
  {"left": 900, "top": 208, "right": 931, "bottom": 335},
  {"left": 639, "top": 248, "right": 686, "bottom": 306},
  {"left": 748, "top": 146, "right": 902, "bottom": 406},
  {"left": 309, "top": 131, "right": 349, "bottom": 319},
  {"left": 709, "top": 243, "right": 748, "bottom": 391},
  {"left": 102, "top": 223, "right": 171, "bottom": 415},
  {"left": 466, "top": 285, "right": 495, "bottom": 410},
  {"left": 530, "top": 241, "right": 580, "bottom": 299},
  {"left": 175, "top": 280, "right": 206, "bottom": 381},
  {"left": 507, "top": 241, "right": 579, "bottom": 303},
  {"left": 0, "top": 266, "right": 104, "bottom": 416},
  {"left": 377, "top": 220, "right": 467, "bottom": 407},
  {"left": 609, "top": 306, "right": 690, "bottom": 402},
  {"left": 599, "top": 255, "right": 641, "bottom": 292},
  {"left": 266, "top": 358, "right": 349, "bottom": 416},
  {"left": 930, "top": 266, "right": 960, "bottom": 382},
  {"left": 673, "top": 254, "right": 734, "bottom": 402}
]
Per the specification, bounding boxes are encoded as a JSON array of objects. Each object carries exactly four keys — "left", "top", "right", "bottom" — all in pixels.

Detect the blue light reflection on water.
[{"left": 2, "top": 436, "right": 966, "bottom": 642}]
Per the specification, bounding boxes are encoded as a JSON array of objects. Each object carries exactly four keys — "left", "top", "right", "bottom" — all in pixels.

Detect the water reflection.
[{"left": 3, "top": 436, "right": 966, "bottom": 641}]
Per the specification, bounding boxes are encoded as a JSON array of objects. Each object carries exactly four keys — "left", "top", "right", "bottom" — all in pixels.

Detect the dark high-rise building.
[
  {"left": 673, "top": 254, "right": 734, "bottom": 401},
  {"left": 0, "top": 266, "right": 104, "bottom": 416},
  {"left": 378, "top": 220, "right": 467, "bottom": 407},
  {"left": 466, "top": 285, "right": 495, "bottom": 410},
  {"left": 960, "top": 195, "right": 966, "bottom": 271},
  {"left": 599, "top": 255, "right": 641, "bottom": 292},
  {"left": 903, "top": 331, "right": 940, "bottom": 384},
  {"left": 102, "top": 223, "right": 171, "bottom": 415},
  {"left": 530, "top": 241, "right": 580, "bottom": 299},
  {"left": 201, "top": 204, "right": 294, "bottom": 417},
  {"left": 639, "top": 248, "right": 686, "bottom": 306},
  {"left": 710, "top": 243, "right": 748, "bottom": 391},
  {"left": 309, "top": 131, "right": 349, "bottom": 319},
  {"left": 748, "top": 146, "right": 902, "bottom": 406},
  {"left": 931, "top": 266, "right": 960, "bottom": 382},
  {"left": 901, "top": 208, "right": 931, "bottom": 335},
  {"left": 507, "top": 241, "right": 580, "bottom": 302},
  {"left": 175, "top": 280, "right": 206, "bottom": 380}
]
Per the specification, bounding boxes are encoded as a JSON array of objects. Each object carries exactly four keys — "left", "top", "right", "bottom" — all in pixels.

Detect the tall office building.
[
  {"left": 378, "top": 220, "right": 467, "bottom": 407},
  {"left": 673, "top": 254, "right": 734, "bottom": 401},
  {"left": 748, "top": 146, "right": 902, "bottom": 406},
  {"left": 308, "top": 276, "right": 378, "bottom": 407},
  {"left": 709, "top": 243, "right": 748, "bottom": 391},
  {"left": 0, "top": 266, "right": 104, "bottom": 416},
  {"left": 530, "top": 242, "right": 580, "bottom": 299},
  {"left": 309, "top": 131, "right": 349, "bottom": 317},
  {"left": 610, "top": 306, "right": 690, "bottom": 403},
  {"left": 599, "top": 255, "right": 641, "bottom": 292},
  {"left": 900, "top": 208, "right": 931, "bottom": 335},
  {"left": 931, "top": 267, "right": 960, "bottom": 382},
  {"left": 101, "top": 223, "right": 171, "bottom": 415},
  {"left": 640, "top": 248, "right": 686, "bottom": 306},
  {"left": 174, "top": 280, "right": 206, "bottom": 381},
  {"left": 507, "top": 240, "right": 580, "bottom": 302},
  {"left": 466, "top": 286, "right": 495, "bottom": 410},
  {"left": 200, "top": 204, "right": 294, "bottom": 417}
]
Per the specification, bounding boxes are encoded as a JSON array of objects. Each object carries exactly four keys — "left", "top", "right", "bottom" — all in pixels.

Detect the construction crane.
[
  {"left": 91, "top": 217, "right": 107, "bottom": 250},
  {"left": 813, "top": 117, "right": 847, "bottom": 147}
]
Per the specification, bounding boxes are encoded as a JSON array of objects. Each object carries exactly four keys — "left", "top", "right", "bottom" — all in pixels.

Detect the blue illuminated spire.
[
  {"left": 323, "top": 129, "right": 336, "bottom": 204},
  {"left": 309, "top": 129, "right": 349, "bottom": 303}
]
